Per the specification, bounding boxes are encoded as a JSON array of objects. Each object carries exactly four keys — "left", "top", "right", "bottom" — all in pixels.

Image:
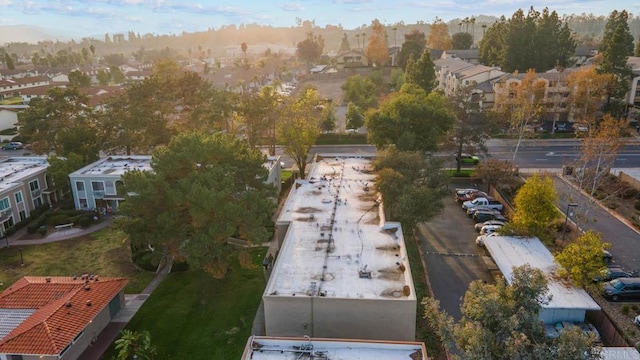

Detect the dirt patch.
[
  {"left": 300, "top": 78, "right": 346, "bottom": 103},
  {"left": 295, "top": 207, "right": 322, "bottom": 213}
]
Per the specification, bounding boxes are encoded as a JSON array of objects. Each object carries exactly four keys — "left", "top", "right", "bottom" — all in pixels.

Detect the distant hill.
[{"left": 0, "top": 25, "right": 62, "bottom": 46}]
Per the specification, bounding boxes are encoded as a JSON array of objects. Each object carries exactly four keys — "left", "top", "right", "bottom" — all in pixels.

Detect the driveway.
[{"left": 416, "top": 180, "right": 494, "bottom": 321}]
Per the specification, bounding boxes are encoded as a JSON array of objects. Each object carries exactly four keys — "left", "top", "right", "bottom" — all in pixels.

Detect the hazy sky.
[{"left": 1, "top": 0, "right": 638, "bottom": 39}]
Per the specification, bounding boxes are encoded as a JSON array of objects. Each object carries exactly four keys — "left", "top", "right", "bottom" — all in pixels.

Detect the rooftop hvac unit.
[{"left": 358, "top": 265, "right": 372, "bottom": 279}]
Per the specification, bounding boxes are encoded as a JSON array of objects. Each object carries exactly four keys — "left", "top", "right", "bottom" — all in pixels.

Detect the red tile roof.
[{"left": 0, "top": 276, "right": 127, "bottom": 356}]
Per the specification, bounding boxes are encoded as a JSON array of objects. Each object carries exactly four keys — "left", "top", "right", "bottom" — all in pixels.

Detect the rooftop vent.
[
  {"left": 65, "top": 301, "right": 72, "bottom": 308},
  {"left": 45, "top": 277, "right": 51, "bottom": 283},
  {"left": 358, "top": 265, "right": 372, "bottom": 279},
  {"left": 86, "top": 300, "right": 92, "bottom": 307}
]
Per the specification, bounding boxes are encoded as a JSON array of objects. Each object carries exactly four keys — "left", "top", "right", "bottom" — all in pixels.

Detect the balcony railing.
[
  {"left": 93, "top": 190, "right": 105, "bottom": 198},
  {"left": 31, "top": 189, "right": 41, "bottom": 198}
]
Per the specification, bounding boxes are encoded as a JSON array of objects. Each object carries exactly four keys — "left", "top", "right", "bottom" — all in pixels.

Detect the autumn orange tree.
[
  {"left": 566, "top": 66, "right": 614, "bottom": 126},
  {"left": 494, "top": 70, "right": 547, "bottom": 162},
  {"left": 427, "top": 17, "right": 452, "bottom": 50},
  {"left": 576, "top": 114, "right": 629, "bottom": 197},
  {"left": 366, "top": 19, "right": 389, "bottom": 67}
]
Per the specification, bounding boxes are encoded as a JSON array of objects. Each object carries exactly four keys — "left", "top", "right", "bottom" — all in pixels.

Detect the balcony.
[
  {"left": 31, "top": 189, "right": 41, "bottom": 198},
  {"left": 93, "top": 191, "right": 105, "bottom": 199},
  {"left": 0, "top": 208, "right": 12, "bottom": 222}
]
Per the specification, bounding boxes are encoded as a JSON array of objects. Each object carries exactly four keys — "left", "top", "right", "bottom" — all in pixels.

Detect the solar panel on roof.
[{"left": 0, "top": 309, "right": 35, "bottom": 340}]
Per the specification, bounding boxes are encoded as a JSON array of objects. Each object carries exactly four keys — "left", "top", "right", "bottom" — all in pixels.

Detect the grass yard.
[
  {"left": 0, "top": 228, "right": 155, "bottom": 293},
  {"left": 102, "top": 247, "right": 267, "bottom": 359}
]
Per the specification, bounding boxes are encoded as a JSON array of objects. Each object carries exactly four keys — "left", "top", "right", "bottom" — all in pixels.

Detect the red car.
[{"left": 455, "top": 189, "right": 487, "bottom": 203}]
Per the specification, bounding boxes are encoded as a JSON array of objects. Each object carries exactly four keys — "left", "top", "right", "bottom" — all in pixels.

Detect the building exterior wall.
[
  {"left": 264, "top": 296, "right": 416, "bottom": 341},
  {"left": 70, "top": 175, "right": 121, "bottom": 210},
  {"left": 539, "top": 308, "right": 586, "bottom": 325},
  {"left": 0, "top": 166, "right": 49, "bottom": 234},
  {"left": 0, "top": 110, "right": 18, "bottom": 131},
  {"left": 60, "top": 305, "right": 112, "bottom": 360}
]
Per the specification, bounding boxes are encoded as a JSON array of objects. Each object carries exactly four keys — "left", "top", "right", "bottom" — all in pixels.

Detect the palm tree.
[
  {"left": 114, "top": 330, "right": 156, "bottom": 360},
  {"left": 362, "top": 32, "right": 367, "bottom": 49},
  {"left": 392, "top": 26, "right": 397, "bottom": 47},
  {"left": 355, "top": 33, "right": 360, "bottom": 49},
  {"left": 470, "top": 17, "right": 476, "bottom": 44},
  {"left": 241, "top": 42, "right": 248, "bottom": 61}
]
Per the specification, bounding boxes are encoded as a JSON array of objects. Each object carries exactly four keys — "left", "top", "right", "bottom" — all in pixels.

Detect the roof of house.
[
  {"left": 434, "top": 58, "right": 475, "bottom": 73},
  {"left": 242, "top": 336, "right": 427, "bottom": 360},
  {"left": 482, "top": 235, "right": 600, "bottom": 311},
  {"left": 70, "top": 156, "right": 152, "bottom": 178},
  {"left": 0, "top": 276, "right": 127, "bottom": 356},
  {"left": 454, "top": 64, "right": 501, "bottom": 79},
  {"left": 444, "top": 49, "right": 480, "bottom": 59},
  {"left": 0, "top": 76, "right": 49, "bottom": 87},
  {"left": 266, "top": 155, "right": 415, "bottom": 301},
  {"left": 0, "top": 157, "right": 49, "bottom": 193}
]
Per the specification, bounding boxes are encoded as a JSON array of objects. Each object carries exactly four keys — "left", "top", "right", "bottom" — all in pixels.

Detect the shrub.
[
  {"left": 171, "top": 260, "right": 190, "bottom": 272},
  {"left": 37, "top": 226, "right": 47, "bottom": 236},
  {"left": 56, "top": 198, "right": 76, "bottom": 210},
  {"left": 46, "top": 214, "right": 73, "bottom": 226},
  {"left": 621, "top": 187, "right": 639, "bottom": 199},
  {"left": 77, "top": 215, "right": 94, "bottom": 228},
  {"left": 27, "top": 212, "right": 51, "bottom": 234},
  {"left": 132, "top": 250, "right": 158, "bottom": 272},
  {"left": 634, "top": 201, "right": 640, "bottom": 211},
  {"left": 622, "top": 304, "right": 631, "bottom": 315}
]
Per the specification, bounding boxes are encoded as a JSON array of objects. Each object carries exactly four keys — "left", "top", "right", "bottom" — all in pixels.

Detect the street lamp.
[
  {"left": 19, "top": 248, "right": 24, "bottom": 266},
  {"left": 562, "top": 203, "right": 578, "bottom": 242}
]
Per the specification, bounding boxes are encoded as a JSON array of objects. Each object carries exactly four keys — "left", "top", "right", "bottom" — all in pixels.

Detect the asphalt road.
[
  {"left": 486, "top": 138, "right": 640, "bottom": 169},
  {"left": 553, "top": 176, "right": 640, "bottom": 272},
  {"left": 415, "top": 179, "right": 494, "bottom": 321}
]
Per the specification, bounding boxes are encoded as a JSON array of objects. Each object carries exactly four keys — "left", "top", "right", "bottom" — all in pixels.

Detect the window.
[
  {"left": 79, "top": 199, "right": 88, "bottom": 209},
  {"left": 14, "top": 192, "right": 23, "bottom": 204},
  {"left": 29, "top": 180, "right": 39, "bottom": 191},
  {"left": 76, "top": 181, "right": 85, "bottom": 191},
  {"left": 91, "top": 182, "right": 105, "bottom": 191},
  {"left": 33, "top": 197, "right": 43, "bottom": 208},
  {"left": 0, "top": 197, "right": 10, "bottom": 211}
]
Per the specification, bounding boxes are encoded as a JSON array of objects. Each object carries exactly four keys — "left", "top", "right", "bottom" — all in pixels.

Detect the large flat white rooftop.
[
  {"left": 242, "top": 336, "right": 427, "bottom": 360},
  {"left": 70, "top": 156, "right": 152, "bottom": 177},
  {"left": 0, "top": 157, "right": 48, "bottom": 193},
  {"left": 266, "top": 155, "right": 415, "bottom": 301},
  {"left": 483, "top": 235, "right": 600, "bottom": 311}
]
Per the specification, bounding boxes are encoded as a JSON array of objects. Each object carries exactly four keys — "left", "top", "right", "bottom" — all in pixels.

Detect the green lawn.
[
  {"left": 103, "top": 248, "right": 267, "bottom": 359},
  {"left": 0, "top": 97, "right": 23, "bottom": 105},
  {"left": 315, "top": 133, "right": 368, "bottom": 145},
  {"left": 0, "top": 228, "right": 155, "bottom": 293}
]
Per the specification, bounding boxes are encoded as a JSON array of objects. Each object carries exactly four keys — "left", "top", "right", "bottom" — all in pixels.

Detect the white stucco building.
[
  {"left": 264, "top": 155, "right": 416, "bottom": 341},
  {"left": 483, "top": 235, "right": 600, "bottom": 324}
]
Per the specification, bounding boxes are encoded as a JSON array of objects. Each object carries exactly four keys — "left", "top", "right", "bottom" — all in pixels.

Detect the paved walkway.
[{"left": 0, "top": 217, "right": 170, "bottom": 360}]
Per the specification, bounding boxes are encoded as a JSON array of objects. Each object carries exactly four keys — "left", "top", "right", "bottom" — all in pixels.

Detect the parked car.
[
  {"left": 455, "top": 189, "right": 487, "bottom": 203},
  {"left": 479, "top": 224, "right": 503, "bottom": 235},
  {"left": 463, "top": 197, "right": 503, "bottom": 213},
  {"left": 602, "top": 277, "right": 640, "bottom": 301},
  {"left": 476, "top": 232, "right": 499, "bottom": 247},
  {"left": 474, "top": 211, "right": 506, "bottom": 223},
  {"left": 455, "top": 154, "right": 480, "bottom": 165},
  {"left": 592, "top": 267, "right": 635, "bottom": 283},
  {"left": 475, "top": 220, "right": 507, "bottom": 232},
  {"left": 635, "top": 315, "right": 640, "bottom": 328},
  {"left": 603, "top": 250, "right": 613, "bottom": 264},
  {"left": 2, "top": 141, "right": 23, "bottom": 150}
]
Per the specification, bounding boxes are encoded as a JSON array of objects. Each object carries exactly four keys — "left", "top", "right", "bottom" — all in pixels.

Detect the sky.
[{"left": 0, "top": 0, "right": 639, "bottom": 40}]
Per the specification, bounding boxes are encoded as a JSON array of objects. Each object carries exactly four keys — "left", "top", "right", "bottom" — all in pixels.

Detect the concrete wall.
[
  {"left": 264, "top": 295, "right": 416, "bottom": 341},
  {"left": 619, "top": 172, "right": 640, "bottom": 192},
  {"left": 587, "top": 310, "right": 629, "bottom": 347}
]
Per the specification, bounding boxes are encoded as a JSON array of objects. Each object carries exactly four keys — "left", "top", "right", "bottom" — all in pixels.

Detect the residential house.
[
  {"left": 69, "top": 156, "right": 152, "bottom": 212},
  {"left": 482, "top": 235, "right": 600, "bottom": 324},
  {"left": 441, "top": 49, "right": 481, "bottom": 64},
  {"left": 336, "top": 50, "right": 368, "bottom": 70},
  {"left": 0, "top": 76, "right": 53, "bottom": 102},
  {"left": 69, "top": 155, "right": 282, "bottom": 212},
  {"left": 0, "top": 108, "right": 18, "bottom": 132},
  {"left": 242, "top": 336, "right": 427, "bottom": 359},
  {"left": 124, "top": 70, "right": 152, "bottom": 82},
  {"left": 0, "top": 276, "right": 128, "bottom": 360},
  {"left": 626, "top": 57, "right": 640, "bottom": 123},
  {"left": 0, "top": 157, "right": 53, "bottom": 235},
  {"left": 435, "top": 58, "right": 505, "bottom": 109},
  {"left": 265, "top": 155, "right": 416, "bottom": 341}
]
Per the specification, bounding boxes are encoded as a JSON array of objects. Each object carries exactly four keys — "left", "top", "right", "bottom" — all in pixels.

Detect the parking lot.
[{"left": 415, "top": 180, "right": 495, "bottom": 320}]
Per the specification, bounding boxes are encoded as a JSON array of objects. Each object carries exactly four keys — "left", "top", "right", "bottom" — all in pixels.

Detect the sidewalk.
[{"left": 1, "top": 217, "right": 113, "bottom": 248}]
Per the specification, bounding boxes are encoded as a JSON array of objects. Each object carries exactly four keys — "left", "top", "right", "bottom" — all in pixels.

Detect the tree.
[
  {"left": 341, "top": 75, "right": 377, "bottom": 109},
  {"left": 556, "top": 230, "right": 611, "bottom": 288},
  {"left": 46, "top": 153, "right": 86, "bottom": 199},
  {"left": 576, "top": 114, "right": 629, "bottom": 197},
  {"left": 365, "top": 19, "right": 389, "bottom": 67},
  {"left": 118, "top": 131, "right": 275, "bottom": 278},
  {"left": 495, "top": 70, "right": 547, "bottom": 162},
  {"left": 3, "top": 53, "right": 15, "bottom": 69},
  {"left": 451, "top": 32, "right": 473, "bottom": 49},
  {"left": 427, "top": 18, "right": 452, "bottom": 50},
  {"left": 479, "top": 18, "right": 507, "bottom": 66},
  {"left": 374, "top": 149, "right": 448, "bottom": 228},
  {"left": 96, "top": 69, "right": 110, "bottom": 85},
  {"left": 18, "top": 87, "right": 99, "bottom": 162},
  {"left": 398, "top": 29, "right": 426, "bottom": 70},
  {"left": 114, "top": 330, "right": 157, "bottom": 360},
  {"left": 238, "top": 86, "right": 281, "bottom": 150},
  {"left": 442, "top": 83, "right": 489, "bottom": 172},
  {"left": 366, "top": 83, "right": 454, "bottom": 152},
  {"left": 345, "top": 102, "right": 364, "bottom": 130},
  {"left": 424, "top": 265, "right": 600, "bottom": 360},
  {"left": 296, "top": 31, "right": 324, "bottom": 69},
  {"left": 510, "top": 174, "right": 559, "bottom": 238},
  {"left": 566, "top": 66, "right": 615, "bottom": 123},
  {"left": 404, "top": 49, "right": 436, "bottom": 93},
  {"left": 277, "top": 87, "right": 324, "bottom": 177},
  {"left": 109, "top": 65, "right": 126, "bottom": 84},
  {"left": 68, "top": 70, "right": 91, "bottom": 87},
  {"left": 635, "top": 37, "right": 640, "bottom": 57},
  {"left": 598, "top": 10, "right": 634, "bottom": 112},
  {"left": 475, "top": 159, "right": 520, "bottom": 191},
  {"left": 241, "top": 42, "right": 247, "bottom": 60},
  {"left": 339, "top": 32, "right": 351, "bottom": 52}
]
